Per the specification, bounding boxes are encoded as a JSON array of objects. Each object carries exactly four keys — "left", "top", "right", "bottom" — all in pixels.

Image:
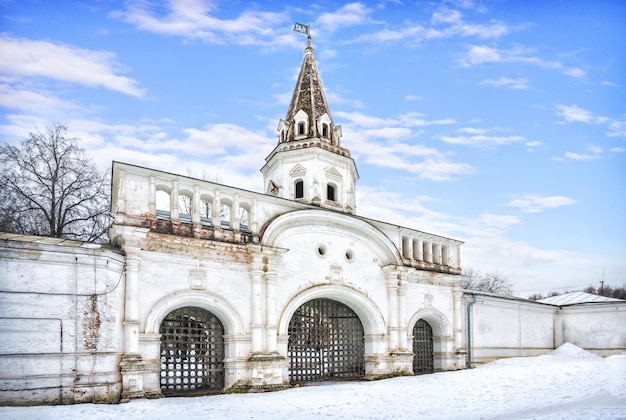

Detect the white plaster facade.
[
  {"left": 106, "top": 159, "right": 466, "bottom": 400},
  {"left": 465, "top": 292, "right": 626, "bottom": 366}
]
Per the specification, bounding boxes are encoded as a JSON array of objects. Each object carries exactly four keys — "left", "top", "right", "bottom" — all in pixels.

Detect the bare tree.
[
  {"left": 0, "top": 123, "right": 112, "bottom": 242},
  {"left": 461, "top": 268, "right": 514, "bottom": 296}
]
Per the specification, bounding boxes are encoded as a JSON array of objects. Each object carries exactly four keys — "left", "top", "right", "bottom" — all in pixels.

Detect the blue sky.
[{"left": 1, "top": 0, "right": 624, "bottom": 296}]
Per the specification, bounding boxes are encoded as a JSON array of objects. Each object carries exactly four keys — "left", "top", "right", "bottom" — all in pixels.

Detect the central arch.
[{"left": 288, "top": 298, "right": 365, "bottom": 383}]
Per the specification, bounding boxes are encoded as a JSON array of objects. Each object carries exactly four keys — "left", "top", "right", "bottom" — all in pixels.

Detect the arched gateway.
[
  {"left": 159, "top": 307, "right": 225, "bottom": 396},
  {"left": 288, "top": 298, "right": 365, "bottom": 383}
]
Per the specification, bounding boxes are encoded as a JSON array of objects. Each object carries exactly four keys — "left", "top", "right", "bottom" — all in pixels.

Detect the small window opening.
[
  {"left": 295, "top": 180, "right": 304, "bottom": 199},
  {"left": 298, "top": 122, "right": 306, "bottom": 135},
  {"left": 327, "top": 184, "right": 336, "bottom": 202},
  {"left": 317, "top": 245, "right": 327, "bottom": 257},
  {"left": 322, "top": 123, "right": 329, "bottom": 138}
]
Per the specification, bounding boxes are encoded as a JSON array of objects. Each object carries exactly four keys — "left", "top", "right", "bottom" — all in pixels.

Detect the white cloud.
[
  {"left": 0, "top": 84, "right": 78, "bottom": 113},
  {"left": 405, "top": 95, "right": 425, "bottom": 101},
  {"left": 479, "top": 77, "right": 528, "bottom": 89},
  {"left": 113, "top": 0, "right": 294, "bottom": 47},
  {"left": 562, "top": 67, "right": 585, "bottom": 78},
  {"left": 606, "top": 116, "right": 626, "bottom": 138},
  {"left": 317, "top": 3, "right": 376, "bottom": 33},
  {"left": 460, "top": 44, "right": 584, "bottom": 80},
  {"left": 335, "top": 111, "right": 473, "bottom": 181},
  {"left": 506, "top": 193, "right": 576, "bottom": 213},
  {"left": 440, "top": 127, "right": 524, "bottom": 147},
  {"left": 460, "top": 44, "right": 564, "bottom": 68},
  {"left": 0, "top": 35, "right": 145, "bottom": 97},
  {"left": 554, "top": 106, "right": 626, "bottom": 138},
  {"left": 562, "top": 152, "right": 600, "bottom": 161},
  {"left": 348, "top": 6, "right": 510, "bottom": 46},
  {"left": 555, "top": 104, "right": 594, "bottom": 123}
]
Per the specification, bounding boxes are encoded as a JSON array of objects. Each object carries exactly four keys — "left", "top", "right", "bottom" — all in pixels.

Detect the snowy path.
[{"left": 2, "top": 344, "right": 625, "bottom": 419}]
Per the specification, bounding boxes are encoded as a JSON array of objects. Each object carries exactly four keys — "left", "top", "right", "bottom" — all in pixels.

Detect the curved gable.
[{"left": 261, "top": 209, "right": 401, "bottom": 266}]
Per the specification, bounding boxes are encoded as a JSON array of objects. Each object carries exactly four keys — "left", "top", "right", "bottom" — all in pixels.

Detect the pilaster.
[
  {"left": 119, "top": 248, "right": 146, "bottom": 402},
  {"left": 384, "top": 267, "right": 399, "bottom": 351}
]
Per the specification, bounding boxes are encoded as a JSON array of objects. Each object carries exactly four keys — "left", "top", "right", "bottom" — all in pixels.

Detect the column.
[
  {"left": 232, "top": 194, "right": 240, "bottom": 231},
  {"left": 212, "top": 189, "right": 221, "bottom": 228},
  {"left": 264, "top": 253, "right": 278, "bottom": 353},
  {"left": 148, "top": 176, "right": 156, "bottom": 216},
  {"left": 192, "top": 185, "right": 200, "bottom": 224},
  {"left": 453, "top": 287, "right": 466, "bottom": 368},
  {"left": 385, "top": 268, "right": 399, "bottom": 351},
  {"left": 249, "top": 250, "right": 264, "bottom": 354},
  {"left": 124, "top": 249, "right": 141, "bottom": 354},
  {"left": 397, "top": 276, "right": 408, "bottom": 351},
  {"left": 170, "top": 180, "right": 179, "bottom": 221}
]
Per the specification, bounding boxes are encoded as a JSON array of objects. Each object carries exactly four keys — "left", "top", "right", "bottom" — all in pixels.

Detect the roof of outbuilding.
[{"left": 537, "top": 291, "right": 625, "bottom": 306}]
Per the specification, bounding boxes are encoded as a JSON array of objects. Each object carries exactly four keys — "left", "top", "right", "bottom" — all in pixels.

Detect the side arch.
[
  {"left": 145, "top": 290, "right": 245, "bottom": 335},
  {"left": 408, "top": 308, "right": 454, "bottom": 373},
  {"left": 408, "top": 308, "right": 453, "bottom": 338},
  {"left": 278, "top": 284, "right": 386, "bottom": 337}
]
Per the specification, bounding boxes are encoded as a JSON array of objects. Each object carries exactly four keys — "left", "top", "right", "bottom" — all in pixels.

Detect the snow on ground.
[{"left": 2, "top": 344, "right": 625, "bottom": 420}]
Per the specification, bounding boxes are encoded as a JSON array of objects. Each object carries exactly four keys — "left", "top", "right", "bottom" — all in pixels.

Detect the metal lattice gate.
[
  {"left": 159, "top": 307, "right": 224, "bottom": 396},
  {"left": 288, "top": 298, "right": 365, "bottom": 383},
  {"left": 412, "top": 319, "right": 434, "bottom": 375}
]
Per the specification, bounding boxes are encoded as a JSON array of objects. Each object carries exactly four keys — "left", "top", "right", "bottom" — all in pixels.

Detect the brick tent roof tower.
[{"left": 261, "top": 32, "right": 359, "bottom": 214}]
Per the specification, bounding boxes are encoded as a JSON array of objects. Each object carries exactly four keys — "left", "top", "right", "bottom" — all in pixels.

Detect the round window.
[{"left": 317, "top": 245, "right": 327, "bottom": 257}]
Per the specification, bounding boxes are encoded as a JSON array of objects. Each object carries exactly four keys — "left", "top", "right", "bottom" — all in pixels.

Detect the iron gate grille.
[
  {"left": 288, "top": 298, "right": 365, "bottom": 383},
  {"left": 412, "top": 319, "right": 434, "bottom": 375},
  {"left": 159, "top": 307, "right": 224, "bottom": 396}
]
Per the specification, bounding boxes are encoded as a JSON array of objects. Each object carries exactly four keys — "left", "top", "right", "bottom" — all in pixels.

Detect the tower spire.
[
  {"left": 261, "top": 25, "right": 358, "bottom": 214},
  {"left": 280, "top": 28, "right": 339, "bottom": 145}
]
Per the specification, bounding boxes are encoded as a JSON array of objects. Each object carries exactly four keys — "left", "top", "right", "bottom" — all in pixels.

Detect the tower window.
[
  {"left": 295, "top": 180, "right": 304, "bottom": 199},
  {"left": 298, "top": 122, "right": 306, "bottom": 135},
  {"left": 327, "top": 184, "right": 336, "bottom": 202},
  {"left": 322, "top": 123, "right": 329, "bottom": 138}
]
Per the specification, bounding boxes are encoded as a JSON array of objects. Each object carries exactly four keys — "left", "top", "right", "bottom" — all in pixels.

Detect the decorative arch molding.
[
  {"left": 408, "top": 308, "right": 453, "bottom": 338},
  {"left": 278, "top": 284, "right": 386, "bottom": 336},
  {"left": 261, "top": 209, "right": 402, "bottom": 266},
  {"left": 144, "top": 290, "right": 245, "bottom": 335}
]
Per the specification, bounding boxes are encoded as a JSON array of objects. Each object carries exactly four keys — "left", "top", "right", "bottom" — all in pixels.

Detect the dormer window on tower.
[
  {"left": 322, "top": 123, "right": 329, "bottom": 138},
  {"left": 294, "top": 110, "right": 309, "bottom": 139}
]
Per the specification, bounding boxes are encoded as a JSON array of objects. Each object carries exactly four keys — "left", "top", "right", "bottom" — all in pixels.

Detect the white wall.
[
  {"left": 466, "top": 292, "right": 626, "bottom": 366},
  {"left": 556, "top": 304, "right": 626, "bottom": 356},
  {"left": 0, "top": 234, "right": 125, "bottom": 405}
]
